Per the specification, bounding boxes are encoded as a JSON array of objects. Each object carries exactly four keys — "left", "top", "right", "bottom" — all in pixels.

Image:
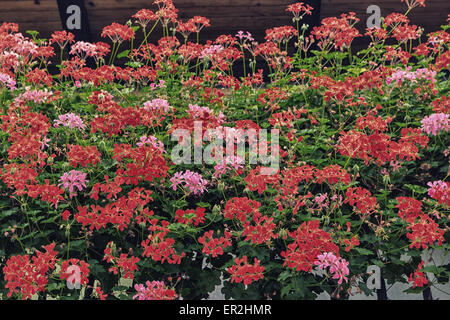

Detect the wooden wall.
[{"left": 0, "top": 0, "right": 448, "bottom": 43}]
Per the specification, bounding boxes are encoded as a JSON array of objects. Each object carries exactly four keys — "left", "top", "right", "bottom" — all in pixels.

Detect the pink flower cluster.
[
  {"left": 188, "top": 104, "right": 225, "bottom": 122},
  {"left": 213, "top": 155, "right": 244, "bottom": 178},
  {"left": 170, "top": 170, "right": 208, "bottom": 195},
  {"left": 236, "top": 31, "right": 254, "bottom": 42},
  {"left": 143, "top": 98, "right": 171, "bottom": 113},
  {"left": 314, "top": 252, "right": 349, "bottom": 285},
  {"left": 15, "top": 88, "right": 53, "bottom": 104},
  {"left": 386, "top": 67, "right": 437, "bottom": 86},
  {"left": 69, "top": 41, "right": 105, "bottom": 60},
  {"left": 421, "top": 113, "right": 449, "bottom": 136},
  {"left": 149, "top": 80, "right": 166, "bottom": 90},
  {"left": 427, "top": 180, "right": 449, "bottom": 204},
  {"left": 137, "top": 135, "right": 166, "bottom": 152},
  {"left": 54, "top": 113, "right": 86, "bottom": 130},
  {"left": 314, "top": 193, "right": 329, "bottom": 210},
  {"left": 133, "top": 281, "right": 177, "bottom": 300},
  {"left": 0, "top": 72, "right": 16, "bottom": 91},
  {"left": 200, "top": 44, "right": 224, "bottom": 59},
  {"left": 58, "top": 170, "right": 89, "bottom": 196}
]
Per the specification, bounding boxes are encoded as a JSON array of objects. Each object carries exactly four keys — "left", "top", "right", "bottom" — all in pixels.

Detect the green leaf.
[
  {"left": 355, "top": 247, "right": 373, "bottom": 255},
  {"left": 404, "top": 184, "right": 428, "bottom": 194},
  {"left": 116, "top": 50, "right": 130, "bottom": 59}
]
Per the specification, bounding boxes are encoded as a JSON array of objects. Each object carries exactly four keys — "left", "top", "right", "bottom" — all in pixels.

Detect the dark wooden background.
[{"left": 0, "top": 0, "right": 448, "bottom": 42}]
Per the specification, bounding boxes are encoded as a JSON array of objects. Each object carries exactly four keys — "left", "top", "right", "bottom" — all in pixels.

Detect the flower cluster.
[
  {"left": 133, "top": 281, "right": 177, "bottom": 300},
  {"left": 421, "top": 113, "right": 449, "bottom": 136},
  {"left": 54, "top": 113, "right": 85, "bottom": 130},
  {"left": 170, "top": 170, "right": 208, "bottom": 195},
  {"left": 314, "top": 252, "right": 350, "bottom": 284},
  {"left": 226, "top": 256, "right": 264, "bottom": 286},
  {"left": 58, "top": 170, "right": 89, "bottom": 196}
]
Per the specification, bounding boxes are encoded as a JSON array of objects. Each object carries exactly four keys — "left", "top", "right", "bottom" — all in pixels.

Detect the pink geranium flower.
[{"left": 58, "top": 170, "right": 89, "bottom": 197}]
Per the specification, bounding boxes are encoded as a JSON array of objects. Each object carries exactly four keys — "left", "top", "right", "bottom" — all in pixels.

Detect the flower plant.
[{"left": 0, "top": 0, "right": 448, "bottom": 300}]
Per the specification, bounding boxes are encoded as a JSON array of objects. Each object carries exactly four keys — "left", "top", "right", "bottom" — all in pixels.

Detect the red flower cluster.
[
  {"left": 242, "top": 211, "right": 277, "bottom": 245},
  {"left": 112, "top": 143, "right": 169, "bottom": 185},
  {"left": 67, "top": 144, "right": 101, "bottom": 168},
  {"left": 101, "top": 23, "right": 135, "bottom": 43},
  {"left": 315, "top": 164, "right": 351, "bottom": 185},
  {"left": 59, "top": 259, "right": 90, "bottom": 286},
  {"left": 244, "top": 167, "right": 279, "bottom": 194},
  {"left": 223, "top": 197, "right": 261, "bottom": 223},
  {"left": 408, "top": 261, "right": 428, "bottom": 288},
  {"left": 345, "top": 187, "right": 378, "bottom": 216},
  {"left": 104, "top": 242, "right": 140, "bottom": 279},
  {"left": 198, "top": 230, "right": 232, "bottom": 257},
  {"left": 132, "top": 9, "right": 158, "bottom": 28},
  {"left": 141, "top": 219, "right": 185, "bottom": 264},
  {"left": 26, "top": 179, "right": 65, "bottom": 208},
  {"left": 76, "top": 187, "right": 154, "bottom": 231},
  {"left": 311, "top": 13, "right": 361, "bottom": 51},
  {"left": 227, "top": 256, "right": 264, "bottom": 286},
  {"left": 281, "top": 220, "right": 339, "bottom": 272},
  {"left": 286, "top": 2, "right": 314, "bottom": 20},
  {"left": 396, "top": 197, "right": 423, "bottom": 222},
  {"left": 337, "top": 126, "right": 429, "bottom": 165},
  {"left": 407, "top": 214, "right": 445, "bottom": 249},
  {"left": 3, "top": 244, "right": 58, "bottom": 300},
  {"left": 175, "top": 207, "right": 206, "bottom": 226},
  {"left": 265, "top": 26, "right": 297, "bottom": 44}
]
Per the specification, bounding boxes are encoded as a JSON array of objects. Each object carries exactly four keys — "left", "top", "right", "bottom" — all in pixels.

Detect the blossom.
[
  {"left": 200, "top": 44, "right": 224, "bottom": 60},
  {"left": 407, "top": 214, "right": 445, "bottom": 249},
  {"left": 401, "top": 0, "right": 426, "bottom": 10},
  {"left": 59, "top": 259, "right": 90, "bottom": 287},
  {"left": 70, "top": 41, "right": 107, "bottom": 60},
  {"left": 49, "top": 30, "right": 75, "bottom": 49},
  {"left": 386, "top": 67, "right": 436, "bottom": 86},
  {"left": 223, "top": 197, "right": 261, "bottom": 223},
  {"left": 213, "top": 155, "right": 244, "bottom": 178},
  {"left": 103, "top": 242, "right": 140, "bottom": 279},
  {"left": 188, "top": 104, "right": 224, "bottom": 122},
  {"left": 15, "top": 88, "right": 53, "bottom": 104},
  {"left": 281, "top": 220, "right": 339, "bottom": 272},
  {"left": 137, "top": 135, "right": 165, "bottom": 153},
  {"left": 187, "top": 16, "right": 210, "bottom": 33},
  {"left": 2, "top": 244, "right": 58, "bottom": 300},
  {"left": 314, "top": 252, "right": 350, "bottom": 284},
  {"left": 67, "top": 144, "right": 101, "bottom": 168},
  {"left": 427, "top": 180, "right": 450, "bottom": 206},
  {"left": 170, "top": 170, "right": 208, "bottom": 195},
  {"left": 101, "top": 23, "right": 135, "bottom": 43},
  {"left": 143, "top": 98, "right": 171, "bottom": 113},
  {"left": 54, "top": 113, "right": 85, "bottom": 130},
  {"left": 329, "top": 258, "right": 349, "bottom": 284},
  {"left": 132, "top": 9, "right": 158, "bottom": 28},
  {"left": 0, "top": 72, "right": 16, "bottom": 91},
  {"left": 286, "top": 2, "right": 314, "bottom": 21},
  {"left": 421, "top": 113, "right": 449, "bottom": 136},
  {"left": 141, "top": 219, "right": 185, "bottom": 264},
  {"left": 408, "top": 261, "right": 428, "bottom": 289},
  {"left": 133, "top": 281, "right": 177, "bottom": 300},
  {"left": 175, "top": 207, "right": 206, "bottom": 226},
  {"left": 235, "top": 31, "right": 254, "bottom": 42},
  {"left": 58, "top": 170, "right": 89, "bottom": 195},
  {"left": 396, "top": 197, "right": 423, "bottom": 222},
  {"left": 226, "top": 256, "right": 264, "bottom": 286},
  {"left": 198, "top": 230, "right": 232, "bottom": 257}
]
